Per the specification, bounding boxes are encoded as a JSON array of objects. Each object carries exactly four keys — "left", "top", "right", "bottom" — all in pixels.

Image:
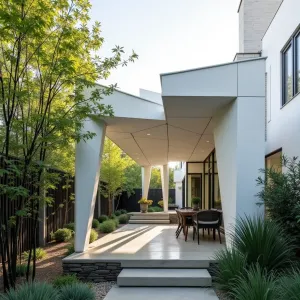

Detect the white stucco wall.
[
  {"left": 262, "top": 0, "right": 300, "bottom": 158},
  {"left": 214, "top": 97, "right": 265, "bottom": 244}
]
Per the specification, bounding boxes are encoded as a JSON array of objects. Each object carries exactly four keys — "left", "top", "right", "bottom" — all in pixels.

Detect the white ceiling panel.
[
  {"left": 133, "top": 125, "right": 167, "bottom": 140},
  {"left": 168, "top": 118, "right": 211, "bottom": 134},
  {"left": 105, "top": 117, "right": 165, "bottom": 133}
]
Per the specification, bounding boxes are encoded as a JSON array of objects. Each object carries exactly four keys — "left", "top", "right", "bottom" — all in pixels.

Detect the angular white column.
[
  {"left": 141, "top": 166, "right": 151, "bottom": 199},
  {"left": 160, "top": 164, "right": 169, "bottom": 213},
  {"left": 75, "top": 118, "right": 106, "bottom": 252},
  {"left": 213, "top": 97, "right": 265, "bottom": 246}
]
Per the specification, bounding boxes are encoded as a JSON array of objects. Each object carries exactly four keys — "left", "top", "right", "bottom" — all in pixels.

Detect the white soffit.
[{"left": 96, "top": 58, "right": 265, "bottom": 166}]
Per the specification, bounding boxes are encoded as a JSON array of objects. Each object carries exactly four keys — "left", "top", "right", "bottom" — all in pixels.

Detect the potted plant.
[
  {"left": 192, "top": 197, "right": 201, "bottom": 211},
  {"left": 138, "top": 198, "right": 153, "bottom": 213},
  {"left": 158, "top": 200, "right": 164, "bottom": 208}
]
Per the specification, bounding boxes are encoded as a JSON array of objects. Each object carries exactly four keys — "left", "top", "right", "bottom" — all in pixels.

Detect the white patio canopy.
[{"left": 75, "top": 58, "right": 266, "bottom": 252}]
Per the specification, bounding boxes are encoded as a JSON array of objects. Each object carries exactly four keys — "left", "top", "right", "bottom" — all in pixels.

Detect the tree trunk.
[{"left": 108, "top": 196, "right": 113, "bottom": 216}]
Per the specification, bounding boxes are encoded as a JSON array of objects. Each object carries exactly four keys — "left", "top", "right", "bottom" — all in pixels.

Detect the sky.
[{"left": 90, "top": 0, "right": 240, "bottom": 96}]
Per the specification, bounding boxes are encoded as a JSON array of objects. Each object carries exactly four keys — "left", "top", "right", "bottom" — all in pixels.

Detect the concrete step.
[
  {"left": 104, "top": 286, "right": 219, "bottom": 300},
  {"left": 121, "top": 260, "right": 210, "bottom": 269},
  {"left": 117, "top": 268, "right": 212, "bottom": 287},
  {"left": 130, "top": 215, "right": 169, "bottom": 220},
  {"left": 129, "top": 219, "right": 170, "bottom": 224}
]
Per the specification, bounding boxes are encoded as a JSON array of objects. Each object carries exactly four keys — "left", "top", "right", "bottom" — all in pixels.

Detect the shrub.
[
  {"left": 213, "top": 248, "right": 247, "bottom": 294},
  {"left": 59, "top": 283, "right": 95, "bottom": 300},
  {"left": 89, "top": 228, "right": 98, "bottom": 243},
  {"left": 118, "top": 214, "right": 129, "bottom": 224},
  {"left": 192, "top": 197, "right": 201, "bottom": 205},
  {"left": 64, "top": 223, "right": 75, "bottom": 232},
  {"left": 257, "top": 156, "right": 300, "bottom": 241},
  {"left": 23, "top": 247, "right": 47, "bottom": 261},
  {"left": 158, "top": 200, "right": 163, "bottom": 208},
  {"left": 16, "top": 264, "right": 32, "bottom": 277},
  {"left": 120, "top": 209, "right": 127, "bottom": 214},
  {"left": 232, "top": 216, "right": 294, "bottom": 271},
  {"left": 99, "top": 220, "right": 116, "bottom": 233},
  {"left": 0, "top": 282, "right": 58, "bottom": 300},
  {"left": 53, "top": 228, "right": 72, "bottom": 242},
  {"left": 53, "top": 274, "right": 78, "bottom": 289},
  {"left": 277, "top": 269, "right": 300, "bottom": 300},
  {"left": 98, "top": 215, "right": 108, "bottom": 223},
  {"left": 147, "top": 207, "right": 154, "bottom": 212},
  {"left": 113, "top": 217, "right": 119, "bottom": 227},
  {"left": 92, "top": 218, "right": 100, "bottom": 229},
  {"left": 65, "top": 242, "right": 75, "bottom": 256},
  {"left": 229, "top": 264, "right": 277, "bottom": 300},
  {"left": 152, "top": 206, "right": 163, "bottom": 212},
  {"left": 114, "top": 210, "right": 122, "bottom": 216}
]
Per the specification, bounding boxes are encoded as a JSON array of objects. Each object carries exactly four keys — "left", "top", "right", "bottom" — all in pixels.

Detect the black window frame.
[{"left": 282, "top": 26, "right": 300, "bottom": 106}]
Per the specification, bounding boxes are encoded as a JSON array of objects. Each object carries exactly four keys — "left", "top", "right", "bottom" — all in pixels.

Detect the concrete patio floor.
[{"left": 65, "top": 224, "right": 225, "bottom": 263}]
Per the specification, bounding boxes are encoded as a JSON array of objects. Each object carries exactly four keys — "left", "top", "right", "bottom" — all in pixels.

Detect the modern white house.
[{"left": 74, "top": 0, "right": 300, "bottom": 253}]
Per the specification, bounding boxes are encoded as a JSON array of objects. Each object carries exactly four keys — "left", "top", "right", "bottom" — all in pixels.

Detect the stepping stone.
[
  {"left": 104, "top": 286, "right": 219, "bottom": 300},
  {"left": 118, "top": 268, "right": 212, "bottom": 287}
]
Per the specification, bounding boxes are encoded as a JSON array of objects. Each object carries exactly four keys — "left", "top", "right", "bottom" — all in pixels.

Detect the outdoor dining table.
[{"left": 177, "top": 208, "right": 198, "bottom": 242}]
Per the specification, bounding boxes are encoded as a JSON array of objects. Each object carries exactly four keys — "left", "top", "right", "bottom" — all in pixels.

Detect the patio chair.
[
  {"left": 192, "top": 210, "right": 222, "bottom": 245},
  {"left": 175, "top": 210, "right": 183, "bottom": 238}
]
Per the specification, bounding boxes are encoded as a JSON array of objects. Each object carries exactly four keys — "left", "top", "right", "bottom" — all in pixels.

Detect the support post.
[
  {"left": 74, "top": 118, "right": 106, "bottom": 252},
  {"left": 161, "top": 164, "right": 169, "bottom": 213},
  {"left": 213, "top": 97, "right": 265, "bottom": 246},
  {"left": 142, "top": 166, "right": 151, "bottom": 199}
]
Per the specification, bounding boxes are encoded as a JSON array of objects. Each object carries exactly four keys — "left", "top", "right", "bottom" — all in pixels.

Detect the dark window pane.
[
  {"left": 297, "top": 34, "right": 300, "bottom": 94},
  {"left": 283, "top": 45, "right": 293, "bottom": 103}
]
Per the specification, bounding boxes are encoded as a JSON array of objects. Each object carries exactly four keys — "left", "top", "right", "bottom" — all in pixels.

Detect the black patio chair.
[
  {"left": 175, "top": 210, "right": 183, "bottom": 238},
  {"left": 192, "top": 210, "right": 222, "bottom": 244}
]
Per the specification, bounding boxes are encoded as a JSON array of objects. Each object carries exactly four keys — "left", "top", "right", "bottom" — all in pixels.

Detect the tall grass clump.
[{"left": 232, "top": 215, "right": 294, "bottom": 271}]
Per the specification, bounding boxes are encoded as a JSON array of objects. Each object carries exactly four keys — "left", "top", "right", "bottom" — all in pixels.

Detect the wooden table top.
[{"left": 176, "top": 209, "right": 198, "bottom": 216}]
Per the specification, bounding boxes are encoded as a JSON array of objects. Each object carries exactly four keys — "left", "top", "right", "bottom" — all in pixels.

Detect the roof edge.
[
  {"left": 160, "top": 57, "right": 267, "bottom": 77},
  {"left": 93, "top": 83, "right": 163, "bottom": 107},
  {"left": 237, "top": 0, "right": 243, "bottom": 13}
]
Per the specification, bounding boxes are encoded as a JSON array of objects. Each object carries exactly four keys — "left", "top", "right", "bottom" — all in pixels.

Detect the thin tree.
[{"left": 0, "top": 0, "right": 137, "bottom": 290}]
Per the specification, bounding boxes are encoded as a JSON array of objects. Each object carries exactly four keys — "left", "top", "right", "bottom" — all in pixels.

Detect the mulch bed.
[{"left": 0, "top": 227, "right": 121, "bottom": 293}]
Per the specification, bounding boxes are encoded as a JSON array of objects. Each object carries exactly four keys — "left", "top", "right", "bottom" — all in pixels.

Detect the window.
[
  {"left": 282, "top": 28, "right": 300, "bottom": 105},
  {"left": 297, "top": 33, "right": 300, "bottom": 94}
]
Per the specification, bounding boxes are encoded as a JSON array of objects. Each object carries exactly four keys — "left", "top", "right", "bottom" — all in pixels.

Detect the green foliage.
[
  {"left": 229, "top": 264, "right": 277, "bottom": 300},
  {"left": 191, "top": 197, "right": 201, "bottom": 205},
  {"left": 100, "top": 139, "right": 135, "bottom": 215},
  {"left": 150, "top": 167, "right": 175, "bottom": 189},
  {"left": 89, "top": 229, "right": 98, "bottom": 243},
  {"left": 232, "top": 216, "right": 294, "bottom": 271},
  {"left": 213, "top": 248, "right": 247, "bottom": 294},
  {"left": 59, "top": 283, "right": 95, "bottom": 300},
  {"left": 277, "top": 269, "right": 300, "bottom": 300},
  {"left": 23, "top": 248, "right": 47, "bottom": 261},
  {"left": 53, "top": 228, "right": 72, "bottom": 242},
  {"left": 148, "top": 206, "right": 163, "bottom": 212},
  {"left": 98, "top": 215, "right": 108, "bottom": 223},
  {"left": 16, "top": 264, "right": 32, "bottom": 277},
  {"left": 0, "top": 282, "right": 58, "bottom": 300},
  {"left": 118, "top": 214, "right": 129, "bottom": 224},
  {"left": 114, "top": 210, "right": 122, "bottom": 217},
  {"left": 52, "top": 274, "right": 78, "bottom": 289},
  {"left": 99, "top": 220, "right": 116, "bottom": 233},
  {"left": 124, "top": 163, "right": 142, "bottom": 196},
  {"left": 113, "top": 217, "right": 119, "bottom": 227},
  {"left": 64, "top": 223, "right": 75, "bottom": 232},
  {"left": 65, "top": 243, "right": 75, "bottom": 256},
  {"left": 92, "top": 219, "right": 100, "bottom": 229},
  {"left": 120, "top": 209, "right": 127, "bottom": 214},
  {"left": 257, "top": 156, "right": 300, "bottom": 241}
]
